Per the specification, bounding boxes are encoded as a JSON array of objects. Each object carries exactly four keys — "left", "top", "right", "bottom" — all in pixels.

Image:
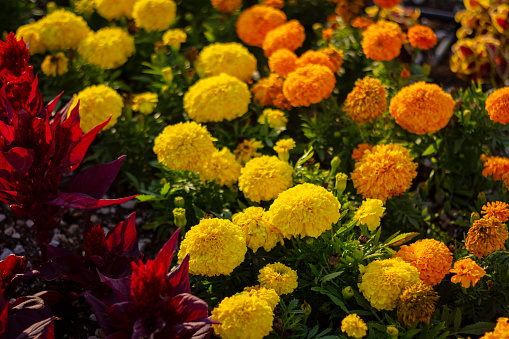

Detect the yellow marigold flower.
[
  {"left": 268, "top": 183, "right": 341, "bottom": 238},
  {"left": 195, "top": 42, "right": 257, "bottom": 82},
  {"left": 69, "top": 85, "right": 123, "bottom": 133},
  {"left": 283, "top": 64, "right": 336, "bottom": 107},
  {"left": 268, "top": 49, "right": 297, "bottom": 78},
  {"left": 132, "top": 92, "right": 158, "bottom": 115},
  {"left": 263, "top": 0, "right": 284, "bottom": 8},
  {"left": 263, "top": 20, "right": 305, "bottom": 57},
  {"left": 94, "top": 0, "right": 137, "bottom": 19},
  {"left": 466, "top": 216, "right": 508, "bottom": 258},
  {"left": 41, "top": 52, "right": 68, "bottom": 77},
  {"left": 373, "top": 0, "right": 403, "bottom": 8},
  {"left": 38, "top": 9, "right": 91, "bottom": 50},
  {"left": 232, "top": 207, "right": 283, "bottom": 253},
  {"left": 78, "top": 27, "right": 135, "bottom": 69},
  {"left": 251, "top": 74, "right": 291, "bottom": 110},
  {"left": 351, "top": 143, "right": 417, "bottom": 203},
  {"left": 344, "top": 76, "right": 387, "bottom": 124},
  {"left": 178, "top": 218, "right": 247, "bottom": 276},
  {"left": 153, "top": 121, "right": 216, "bottom": 172},
  {"left": 234, "top": 138, "right": 263, "bottom": 165},
  {"left": 397, "top": 281, "right": 439, "bottom": 326},
  {"left": 273, "top": 138, "right": 295, "bottom": 162},
  {"left": 74, "top": 0, "right": 95, "bottom": 15},
  {"left": 407, "top": 25, "right": 437, "bottom": 50},
  {"left": 393, "top": 239, "right": 453, "bottom": 286},
  {"left": 482, "top": 156, "right": 509, "bottom": 180},
  {"left": 352, "top": 16, "right": 374, "bottom": 30},
  {"left": 361, "top": 20, "right": 404, "bottom": 61},
  {"left": 211, "top": 0, "right": 242, "bottom": 13},
  {"left": 389, "top": 82, "right": 455, "bottom": 135},
  {"left": 132, "top": 0, "right": 176, "bottom": 32},
  {"left": 358, "top": 257, "right": 420, "bottom": 311},
  {"left": 162, "top": 29, "right": 187, "bottom": 49},
  {"left": 352, "top": 143, "right": 373, "bottom": 162},
  {"left": 486, "top": 87, "right": 509, "bottom": 125},
  {"left": 242, "top": 286, "right": 280, "bottom": 310},
  {"left": 355, "top": 199, "right": 385, "bottom": 231},
  {"left": 341, "top": 314, "right": 367, "bottom": 338},
  {"left": 450, "top": 258, "right": 486, "bottom": 288},
  {"left": 258, "top": 108, "right": 288, "bottom": 129},
  {"left": 199, "top": 147, "right": 242, "bottom": 186},
  {"left": 16, "top": 22, "right": 46, "bottom": 55},
  {"left": 480, "top": 317, "right": 509, "bottom": 339},
  {"left": 318, "top": 47, "right": 344, "bottom": 72},
  {"left": 258, "top": 262, "right": 298, "bottom": 295},
  {"left": 212, "top": 293, "right": 274, "bottom": 339},
  {"left": 238, "top": 156, "right": 294, "bottom": 202},
  {"left": 482, "top": 201, "right": 509, "bottom": 222},
  {"left": 235, "top": 5, "right": 287, "bottom": 47},
  {"left": 184, "top": 73, "right": 251, "bottom": 122}
]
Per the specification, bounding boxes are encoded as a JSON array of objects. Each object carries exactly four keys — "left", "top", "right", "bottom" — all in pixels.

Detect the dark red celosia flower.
[
  {"left": 3, "top": 73, "right": 31, "bottom": 112},
  {"left": 0, "top": 33, "right": 29, "bottom": 78},
  {"left": 84, "top": 225, "right": 106, "bottom": 258},
  {"left": 130, "top": 259, "right": 169, "bottom": 310}
]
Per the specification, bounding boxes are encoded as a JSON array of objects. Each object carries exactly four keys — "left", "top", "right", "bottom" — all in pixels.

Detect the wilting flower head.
[
  {"left": 344, "top": 76, "right": 387, "bottom": 124},
  {"left": 238, "top": 155, "right": 294, "bottom": 202},
  {"left": 234, "top": 138, "right": 263, "bottom": 165},
  {"left": 481, "top": 155, "right": 509, "bottom": 180},
  {"left": 389, "top": 82, "right": 455, "bottom": 134},
  {"left": 199, "top": 147, "right": 242, "bottom": 186},
  {"left": 162, "top": 29, "right": 187, "bottom": 49},
  {"left": 283, "top": 64, "right": 336, "bottom": 107},
  {"left": 153, "top": 121, "right": 216, "bottom": 172},
  {"left": 355, "top": 199, "right": 385, "bottom": 231},
  {"left": 41, "top": 52, "right": 68, "bottom": 77},
  {"left": 394, "top": 239, "right": 453, "bottom": 286},
  {"left": 251, "top": 73, "right": 291, "bottom": 110},
  {"left": 38, "top": 9, "right": 91, "bottom": 50},
  {"left": 482, "top": 201, "right": 509, "bottom": 222},
  {"left": 361, "top": 20, "right": 405, "bottom": 61},
  {"left": 450, "top": 258, "right": 486, "bottom": 288},
  {"left": 273, "top": 138, "right": 295, "bottom": 162},
  {"left": 258, "top": 108, "right": 288, "bottom": 129},
  {"left": 486, "top": 87, "right": 509, "bottom": 125},
  {"left": 479, "top": 317, "right": 509, "bottom": 339},
  {"left": 352, "top": 143, "right": 418, "bottom": 203},
  {"left": 358, "top": 257, "right": 420, "bottom": 311},
  {"left": 262, "top": 20, "right": 306, "bottom": 57},
  {"left": 242, "top": 286, "right": 280, "bottom": 310},
  {"left": 373, "top": 0, "right": 403, "bottom": 8},
  {"left": 15, "top": 22, "right": 46, "bottom": 55},
  {"left": 258, "top": 262, "right": 298, "bottom": 295},
  {"left": 341, "top": 314, "right": 367, "bottom": 338},
  {"left": 268, "top": 48, "right": 297, "bottom": 78},
  {"left": 466, "top": 216, "right": 508, "bottom": 257},
  {"left": 195, "top": 42, "right": 257, "bottom": 82},
  {"left": 178, "top": 218, "right": 247, "bottom": 276},
  {"left": 132, "top": 92, "right": 158, "bottom": 115},
  {"left": 94, "top": 0, "right": 137, "bottom": 19},
  {"left": 232, "top": 207, "right": 283, "bottom": 253},
  {"left": 235, "top": 5, "right": 287, "bottom": 47},
  {"left": 397, "top": 281, "right": 439, "bottom": 325},
  {"left": 407, "top": 25, "right": 437, "bottom": 50},
  {"left": 184, "top": 73, "right": 251, "bottom": 122},
  {"left": 211, "top": 0, "right": 242, "bottom": 13},
  {"left": 69, "top": 84, "right": 123, "bottom": 133},
  {"left": 352, "top": 143, "right": 373, "bottom": 162},
  {"left": 132, "top": 0, "right": 176, "bottom": 32},
  {"left": 268, "top": 183, "right": 341, "bottom": 238}
]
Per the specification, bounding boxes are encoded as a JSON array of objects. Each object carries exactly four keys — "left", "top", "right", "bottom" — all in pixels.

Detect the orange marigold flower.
[
  {"left": 503, "top": 172, "right": 509, "bottom": 191},
  {"left": 373, "top": 0, "right": 402, "bottom": 8},
  {"left": 407, "top": 25, "right": 437, "bottom": 50},
  {"left": 319, "top": 47, "right": 344, "bottom": 72},
  {"left": 351, "top": 143, "right": 417, "bottom": 203},
  {"left": 480, "top": 317, "right": 509, "bottom": 339},
  {"left": 361, "top": 20, "right": 405, "bottom": 61},
  {"left": 389, "top": 82, "right": 455, "bottom": 134},
  {"left": 262, "top": 20, "right": 306, "bottom": 57},
  {"left": 322, "top": 27, "right": 334, "bottom": 41},
  {"left": 352, "top": 143, "right": 373, "bottom": 162},
  {"left": 263, "top": 0, "right": 284, "bottom": 8},
  {"left": 268, "top": 49, "right": 297, "bottom": 78},
  {"left": 352, "top": 16, "right": 374, "bottom": 30},
  {"left": 334, "top": 0, "right": 365, "bottom": 25},
  {"left": 400, "top": 68, "right": 411, "bottom": 79},
  {"left": 251, "top": 73, "right": 292, "bottom": 110},
  {"left": 486, "top": 87, "right": 509, "bottom": 125},
  {"left": 393, "top": 239, "right": 453, "bottom": 286},
  {"left": 466, "top": 216, "right": 508, "bottom": 257},
  {"left": 344, "top": 76, "right": 387, "bottom": 124},
  {"left": 211, "top": 0, "right": 241, "bottom": 13},
  {"left": 295, "top": 50, "right": 337, "bottom": 73},
  {"left": 283, "top": 64, "right": 336, "bottom": 107},
  {"left": 482, "top": 201, "right": 509, "bottom": 222},
  {"left": 450, "top": 258, "right": 486, "bottom": 288},
  {"left": 397, "top": 281, "right": 439, "bottom": 326},
  {"left": 236, "top": 5, "right": 287, "bottom": 47},
  {"left": 481, "top": 156, "right": 509, "bottom": 180}
]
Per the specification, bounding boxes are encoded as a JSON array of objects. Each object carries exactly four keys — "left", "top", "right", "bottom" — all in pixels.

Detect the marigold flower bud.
[{"left": 342, "top": 286, "right": 354, "bottom": 300}]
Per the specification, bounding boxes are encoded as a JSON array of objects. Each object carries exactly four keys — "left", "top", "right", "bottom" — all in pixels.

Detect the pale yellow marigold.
[
  {"left": 258, "top": 108, "right": 288, "bottom": 129},
  {"left": 242, "top": 286, "right": 280, "bottom": 310},
  {"left": 466, "top": 216, "right": 508, "bottom": 257},
  {"left": 212, "top": 293, "right": 274, "bottom": 339},
  {"left": 232, "top": 207, "right": 283, "bottom": 253},
  {"left": 178, "top": 218, "right": 247, "bottom": 276},
  {"left": 352, "top": 143, "right": 373, "bottom": 162},
  {"left": 389, "top": 82, "right": 455, "bottom": 134},
  {"left": 258, "top": 262, "right": 298, "bottom": 295},
  {"left": 351, "top": 143, "right": 418, "bottom": 203},
  {"left": 132, "top": 92, "right": 158, "bottom": 115},
  {"left": 344, "top": 76, "right": 387, "bottom": 124},
  {"left": 482, "top": 201, "right": 509, "bottom": 222},
  {"left": 38, "top": 9, "right": 91, "bottom": 50},
  {"left": 69, "top": 85, "right": 123, "bottom": 133},
  {"left": 318, "top": 47, "right": 344, "bottom": 72},
  {"left": 283, "top": 64, "right": 336, "bottom": 107},
  {"left": 153, "top": 121, "right": 216, "bottom": 172},
  {"left": 373, "top": 0, "right": 403, "bottom": 8},
  {"left": 450, "top": 258, "right": 486, "bottom": 288},
  {"left": 358, "top": 257, "right": 420, "bottom": 311},
  {"left": 195, "top": 42, "right": 257, "bottom": 82},
  {"left": 41, "top": 52, "right": 68, "bottom": 77},
  {"left": 482, "top": 156, "right": 509, "bottom": 180},
  {"left": 393, "top": 239, "right": 453, "bottom": 286},
  {"left": 16, "top": 22, "right": 46, "bottom": 55},
  {"left": 295, "top": 50, "right": 337, "bottom": 73},
  {"left": 199, "top": 147, "right": 242, "bottom": 186},
  {"left": 361, "top": 20, "right": 405, "bottom": 61},
  {"left": 486, "top": 87, "right": 509, "bottom": 125},
  {"left": 184, "top": 73, "right": 251, "bottom": 122},
  {"left": 132, "top": 0, "right": 176, "bottom": 32},
  {"left": 480, "top": 317, "right": 509, "bottom": 339},
  {"left": 78, "top": 27, "right": 135, "bottom": 69},
  {"left": 234, "top": 138, "right": 263, "bottom": 166},
  {"left": 235, "top": 5, "right": 287, "bottom": 47},
  {"left": 211, "top": 0, "right": 242, "bottom": 13},
  {"left": 268, "top": 49, "right": 297, "bottom": 78},
  {"left": 268, "top": 183, "right": 341, "bottom": 238},
  {"left": 94, "top": 0, "right": 137, "bottom": 19},
  {"left": 407, "top": 25, "right": 437, "bottom": 50},
  {"left": 263, "top": 0, "right": 284, "bottom": 8},
  {"left": 355, "top": 199, "right": 385, "bottom": 231},
  {"left": 162, "top": 29, "right": 187, "bottom": 49},
  {"left": 262, "top": 20, "right": 306, "bottom": 57},
  {"left": 397, "top": 281, "right": 439, "bottom": 326},
  {"left": 273, "top": 138, "right": 295, "bottom": 162},
  {"left": 341, "top": 314, "right": 367, "bottom": 338},
  {"left": 238, "top": 156, "right": 294, "bottom": 202}
]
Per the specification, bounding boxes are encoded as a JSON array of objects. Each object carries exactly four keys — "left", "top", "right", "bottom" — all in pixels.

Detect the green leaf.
[
  {"left": 458, "top": 322, "right": 495, "bottom": 335},
  {"left": 160, "top": 182, "right": 171, "bottom": 196},
  {"left": 310, "top": 287, "right": 349, "bottom": 313},
  {"left": 296, "top": 147, "right": 314, "bottom": 169},
  {"left": 453, "top": 308, "right": 462, "bottom": 333},
  {"left": 321, "top": 271, "right": 344, "bottom": 282},
  {"left": 384, "top": 232, "right": 420, "bottom": 247},
  {"left": 136, "top": 194, "right": 157, "bottom": 202}
]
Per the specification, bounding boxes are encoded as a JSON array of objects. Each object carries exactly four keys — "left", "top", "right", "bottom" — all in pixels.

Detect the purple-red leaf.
[
  {"left": 3, "top": 147, "right": 34, "bottom": 175},
  {"left": 4, "top": 295, "right": 53, "bottom": 339},
  {"left": 81, "top": 291, "right": 117, "bottom": 336},
  {"left": 98, "top": 272, "right": 131, "bottom": 301},
  {"left": 105, "top": 212, "right": 139, "bottom": 260},
  {"left": 47, "top": 192, "right": 136, "bottom": 209},
  {"left": 0, "top": 292, "right": 7, "bottom": 337},
  {"left": 38, "top": 93, "right": 62, "bottom": 120},
  {"left": 14, "top": 316, "right": 56, "bottom": 339},
  {"left": 154, "top": 228, "right": 180, "bottom": 274},
  {"left": 167, "top": 254, "right": 191, "bottom": 295},
  {"left": 34, "top": 254, "right": 98, "bottom": 288},
  {"left": 0, "top": 255, "right": 26, "bottom": 290}
]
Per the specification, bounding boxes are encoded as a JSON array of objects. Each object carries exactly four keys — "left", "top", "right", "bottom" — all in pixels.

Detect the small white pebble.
[
  {"left": 26, "top": 220, "right": 34, "bottom": 227},
  {"left": 11, "top": 232, "right": 21, "bottom": 239},
  {"left": 89, "top": 314, "right": 97, "bottom": 322},
  {"left": 68, "top": 224, "right": 80, "bottom": 235},
  {"left": 13, "top": 244, "right": 25, "bottom": 254},
  {"left": 0, "top": 248, "right": 14, "bottom": 260},
  {"left": 120, "top": 200, "right": 136, "bottom": 209},
  {"left": 4, "top": 227, "right": 15, "bottom": 236},
  {"left": 0, "top": 214, "right": 6, "bottom": 222}
]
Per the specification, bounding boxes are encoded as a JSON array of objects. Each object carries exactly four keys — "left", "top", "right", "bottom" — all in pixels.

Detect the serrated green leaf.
[
  {"left": 458, "top": 322, "right": 495, "bottom": 335},
  {"left": 136, "top": 194, "right": 157, "bottom": 202},
  {"left": 321, "top": 271, "right": 343, "bottom": 282}
]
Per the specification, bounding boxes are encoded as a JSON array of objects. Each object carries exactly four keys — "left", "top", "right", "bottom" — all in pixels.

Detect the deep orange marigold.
[
  {"left": 486, "top": 87, "right": 509, "bottom": 125},
  {"left": 450, "top": 258, "right": 486, "bottom": 288},
  {"left": 407, "top": 25, "right": 437, "bottom": 50},
  {"left": 373, "top": 0, "right": 402, "bottom": 8},
  {"left": 283, "top": 64, "right": 336, "bottom": 107},
  {"left": 482, "top": 201, "right": 509, "bottom": 222},
  {"left": 481, "top": 155, "right": 509, "bottom": 180},
  {"left": 466, "top": 216, "right": 508, "bottom": 257},
  {"left": 268, "top": 49, "right": 297, "bottom": 78},
  {"left": 344, "top": 76, "right": 387, "bottom": 124},
  {"left": 211, "top": 0, "right": 241, "bottom": 13},
  {"left": 251, "top": 73, "right": 292, "bottom": 110},
  {"left": 479, "top": 317, "right": 509, "bottom": 338},
  {"left": 319, "top": 47, "right": 344, "bottom": 72},
  {"left": 235, "top": 5, "right": 287, "bottom": 47},
  {"left": 352, "top": 17, "right": 374, "bottom": 30},
  {"left": 295, "top": 50, "right": 337, "bottom": 73},
  {"left": 352, "top": 143, "right": 373, "bottom": 162},
  {"left": 263, "top": 0, "right": 284, "bottom": 8},
  {"left": 361, "top": 20, "right": 405, "bottom": 61},
  {"left": 262, "top": 20, "right": 305, "bottom": 57}
]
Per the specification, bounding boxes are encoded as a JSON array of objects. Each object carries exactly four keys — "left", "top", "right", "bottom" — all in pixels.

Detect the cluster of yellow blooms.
[{"left": 232, "top": 207, "right": 283, "bottom": 253}]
